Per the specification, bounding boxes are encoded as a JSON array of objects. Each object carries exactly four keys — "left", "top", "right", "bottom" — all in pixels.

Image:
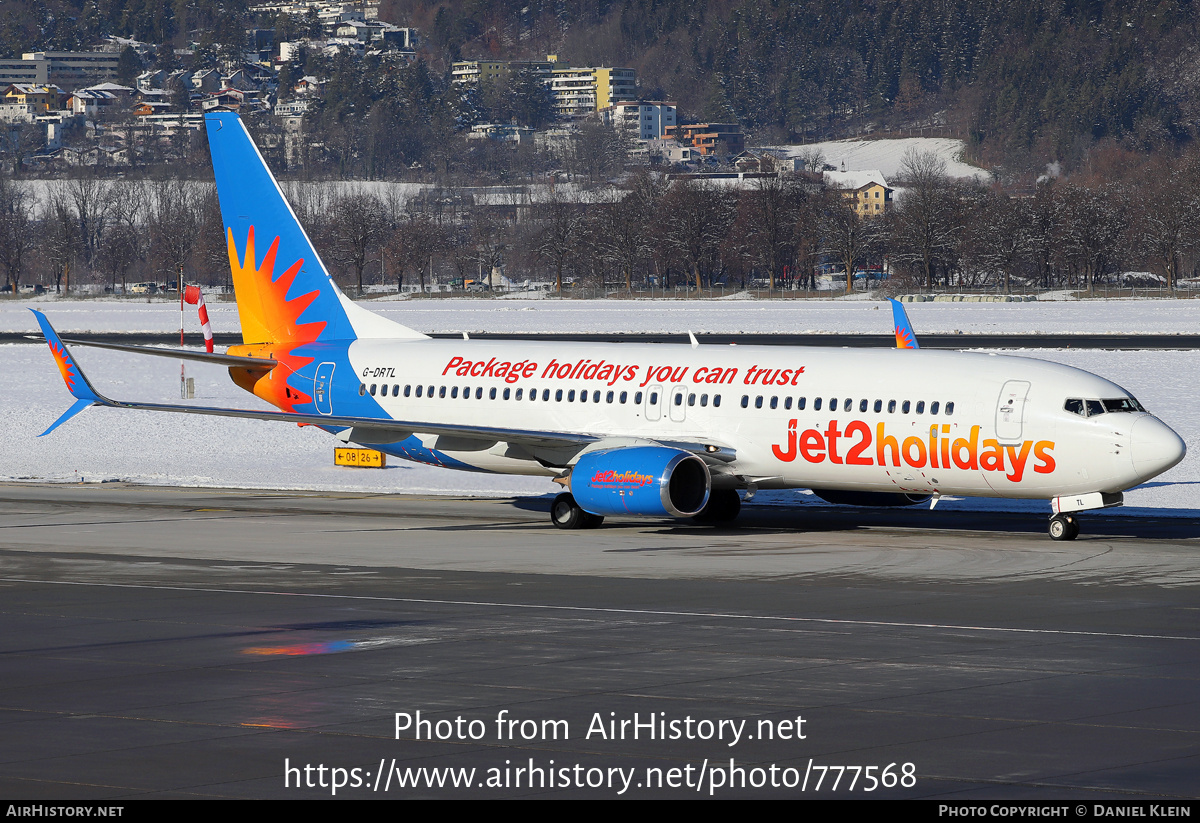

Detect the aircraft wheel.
[
  {"left": 694, "top": 489, "right": 742, "bottom": 523},
  {"left": 1048, "top": 514, "right": 1079, "bottom": 541},
  {"left": 552, "top": 492, "right": 590, "bottom": 529}
]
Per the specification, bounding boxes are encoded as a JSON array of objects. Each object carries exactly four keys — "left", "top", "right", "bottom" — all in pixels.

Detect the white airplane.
[{"left": 33, "top": 112, "right": 1186, "bottom": 541}]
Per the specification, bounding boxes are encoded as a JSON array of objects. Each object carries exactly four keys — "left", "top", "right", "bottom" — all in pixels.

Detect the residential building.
[
  {"left": 599, "top": 100, "right": 676, "bottom": 140},
  {"left": 663, "top": 123, "right": 745, "bottom": 156},
  {"left": 824, "top": 169, "right": 893, "bottom": 217},
  {"left": 3, "top": 84, "right": 64, "bottom": 112},
  {"left": 451, "top": 57, "right": 559, "bottom": 85},
  {"left": 20, "top": 51, "right": 121, "bottom": 86},
  {"left": 549, "top": 66, "right": 636, "bottom": 117}
]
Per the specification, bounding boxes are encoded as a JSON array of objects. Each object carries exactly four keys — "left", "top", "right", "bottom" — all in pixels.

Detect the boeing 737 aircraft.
[{"left": 33, "top": 112, "right": 1187, "bottom": 540}]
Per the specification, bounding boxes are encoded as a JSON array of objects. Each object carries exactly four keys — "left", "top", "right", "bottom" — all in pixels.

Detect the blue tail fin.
[
  {"left": 889, "top": 298, "right": 920, "bottom": 349},
  {"left": 203, "top": 112, "right": 423, "bottom": 345}
]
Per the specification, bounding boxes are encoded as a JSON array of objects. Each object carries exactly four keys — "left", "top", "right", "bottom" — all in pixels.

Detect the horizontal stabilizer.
[{"left": 61, "top": 337, "right": 276, "bottom": 369}]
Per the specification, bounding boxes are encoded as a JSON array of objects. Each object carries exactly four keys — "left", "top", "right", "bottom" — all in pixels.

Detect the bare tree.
[
  {"left": 63, "top": 175, "right": 114, "bottom": 277},
  {"left": 330, "top": 190, "right": 389, "bottom": 296},
  {"left": 820, "top": 195, "right": 881, "bottom": 294},
  {"left": 661, "top": 179, "right": 736, "bottom": 292},
  {"left": 962, "top": 192, "right": 1033, "bottom": 294},
  {"left": 148, "top": 181, "right": 202, "bottom": 290},
  {"left": 0, "top": 178, "right": 31, "bottom": 292},
  {"left": 743, "top": 175, "right": 803, "bottom": 289},
  {"left": 596, "top": 171, "right": 663, "bottom": 292},
  {"left": 42, "top": 189, "right": 79, "bottom": 294},
  {"left": 1131, "top": 156, "right": 1200, "bottom": 292},
  {"left": 535, "top": 181, "right": 586, "bottom": 294},
  {"left": 889, "top": 149, "right": 960, "bottom": 290}
]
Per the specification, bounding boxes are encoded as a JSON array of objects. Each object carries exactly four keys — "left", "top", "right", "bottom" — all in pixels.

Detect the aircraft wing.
[{"left": 33, "top": 311, "right": 736, "bottom": 462}]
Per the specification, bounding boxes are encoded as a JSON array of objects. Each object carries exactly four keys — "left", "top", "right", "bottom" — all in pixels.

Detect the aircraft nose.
[{"left": 1130, "top": 416, "right": 1187, "bottom": 481}]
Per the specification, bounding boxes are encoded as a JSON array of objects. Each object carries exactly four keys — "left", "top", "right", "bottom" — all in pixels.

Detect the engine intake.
[{"left": 571, "top": 446, "right": 711, "bottom": 518}]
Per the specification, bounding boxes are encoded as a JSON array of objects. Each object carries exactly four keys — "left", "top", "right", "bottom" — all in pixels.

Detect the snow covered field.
[
  {"left": 764, "top": 137, "right": 990, "bottom": 182},
  {"left": 3, "top": 297, "right": 1198, "bottom": 519},
  {"left": 5, "top": 294, "right": 1200, "bottom": 336}
]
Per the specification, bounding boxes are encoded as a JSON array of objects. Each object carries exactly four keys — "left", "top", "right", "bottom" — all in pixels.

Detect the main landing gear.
[
  {"left": 1048, "top": 513, "right": 1080, "bottom": 541},
  {"left": 550, "top": 492, "right": 604, "bottom": 529}
]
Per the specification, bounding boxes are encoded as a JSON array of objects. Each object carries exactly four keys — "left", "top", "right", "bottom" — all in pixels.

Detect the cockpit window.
[
  {"left": 1085, "top": 399, "right": 1105, "bottom": 417},
  {"left": 1064, "top": 399, "right": 1084, "bottom": 416},
  {"left": 1103, "top": 398, "right": 1143, "bottom": 413}
]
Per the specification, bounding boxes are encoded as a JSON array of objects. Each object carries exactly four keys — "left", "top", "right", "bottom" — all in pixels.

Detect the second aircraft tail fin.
[{"left": 889, "top": 298, "right": 921, "bottom": 349}]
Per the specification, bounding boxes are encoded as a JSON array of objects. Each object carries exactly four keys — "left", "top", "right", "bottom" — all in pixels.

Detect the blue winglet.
[
  {"left": 889, "top": 299, "right": 920, "bottom": 349},
  {"left": 31, "top": 309, "right": 104, "bottom": 435}
]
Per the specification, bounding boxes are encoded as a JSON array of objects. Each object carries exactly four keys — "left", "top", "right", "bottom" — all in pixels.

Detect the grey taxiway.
[{"left": 0, "top": 483, "right": 1196, "bottom": 799}]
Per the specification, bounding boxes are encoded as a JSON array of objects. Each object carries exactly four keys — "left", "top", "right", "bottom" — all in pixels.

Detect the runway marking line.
[{"left": 2, "top": 576, "right": 1198, "bottom": 643}]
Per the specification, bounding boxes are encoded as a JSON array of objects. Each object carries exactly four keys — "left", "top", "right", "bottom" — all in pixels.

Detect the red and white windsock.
[{"left": 184, "top": 285, "right": 214, "bottom": 353}]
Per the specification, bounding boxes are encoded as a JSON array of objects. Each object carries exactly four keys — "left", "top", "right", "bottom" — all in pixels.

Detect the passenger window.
[
  {"left": 741, "top": 395, "right": 749, "bottom": 408},
  {"left": 359, "top": 384, "right": 366, "bottom": 396},
  {"left": 829, "top": 398, "right": 837, "bottom": 410},
  {"left": 916, "top": 401, "right": 925, "bottom": 414},
  {"left": 542, "top": 389, "right": 550, "bottom": 401},
  {"left": 688, "top": 393, "right": 696, "bottom": 406},
  {"left": 427, "top": 385, "right": 434, "bottom": 397},
  {"left": 579, "top": 390, "right": 587, "bottom": 403},
  {"left": 503, "top": 388, "right": 511, "bottom": 400},
  {"left": 701, "top": 394, "right": 709, "bottom": 407},
  {"left": 436, "top": 386, "right": 444, "bottom": 398},
  {"left": 888, "top": 400, "right": 896, "bottom": 413},
  {"left": 593, "top": 391, "right": 600, "bottom": 403},
  {"left": 451, "top": 386, "right": 458, "bottom": 399},
  {"left": 620, "top": 391, "right": 628, "bottom": 404},
  {"left": 797, "top": 397, "right": 806, "bottom": 410},
  {"left": 931, "top": 401, "right": 939, "bottom": 415},
  {"left": 516, "top": 388, "right": 523, "bottom": 400},
  {"left": 414, "top": 385, "right": 421, "bottom": 397},
  {"left": 873, "top": 399, "right": 882, "bottom": 413},
  {"left": 784, "top": 397, "right": 792, "bottom": 410},
  {"left": 370, "top": 384, "right": 377, "bottom": 396},
  {"left": 403, "top": 385, "right": 410, "bottom": 397},
  {"left": 606, "top": 391, "right": 614, "bottom": 403},
  {"left": 555, "top": 389, "right": 563, "bottom": 401},
  {"left": 393, "top": 384, "right": 399, "bottom": 396},
  {"left": 859, "top": 399, "right": 868, "bottom": 413},
  {"left": 568, "top": 390, "right": 576, "bottom": 401},
  {"left": 475, "top": 387, "right": 483, "bottom": 399},
  {"left": 902, "top": 400, "right": 911, "bottom": 414},
  {"left": 635, "top": 392, "right": 643, "bottom": 404},
  {"left": 714, "top": 395, "right": 722, "bottom": 407},
  {"left": 755, "top": 396, "right": 763, "bottom": 409},
  {"left": 488, "top": 387, "right": 496, "bottom": 399},
  {"left": 945, "top": 402, "right": 954, "bottom": 416},
  {"left": 770, "top": 396, "right": 778, "bottom": 409},
  {"left": 649, "top": 391, "right": 658, "bottom": 404},
  {"left": 844, "top": 398, "right": 853, "bottom": 412},
  {"left": 814, "top": 397, "right": 822, "bottom": 411},
  {"left": 674, "top": 392, "right": 683, "bottom": 406}
]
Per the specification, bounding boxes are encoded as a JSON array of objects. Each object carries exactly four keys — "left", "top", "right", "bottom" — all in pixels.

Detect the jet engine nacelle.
[
  {"left": 571, "top": 446, "right": 711, "bottom": 518},
  {"left": 812, "top": 489, "right": 931, "bottom": 507}
]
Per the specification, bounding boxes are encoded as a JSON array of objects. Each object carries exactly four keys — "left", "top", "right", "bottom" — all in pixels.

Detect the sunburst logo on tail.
[
  {"left": 227, "top": 225, "right": 326, "bottom": 346},
  {"left": 227, "top": 226, "right": 324, "bottom": 412},
  {"left": 895, "top": 325, "right": 917, "bottom": 349}
]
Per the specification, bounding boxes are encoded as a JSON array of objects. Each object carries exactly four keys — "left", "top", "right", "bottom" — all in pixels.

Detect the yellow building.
[
  {"left": 824, "top": 170, "right": 893, "bottom": 217},
  {"left": 2, "top": 83, "right": 62, "bottom": 111},
  {"left": 451, "top": 56, "right": 637, "bottom": 118}
]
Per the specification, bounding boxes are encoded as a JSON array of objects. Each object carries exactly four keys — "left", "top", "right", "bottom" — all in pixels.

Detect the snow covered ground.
[
  {"left": 763, "top": 137, "right": 990, "bottom": 182},
  {"left": 5, "top": 295, "right": 1200, "bottom": 337},
  {"left": 3, "top": 297, "right": 1198, "bottom": 519}
]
